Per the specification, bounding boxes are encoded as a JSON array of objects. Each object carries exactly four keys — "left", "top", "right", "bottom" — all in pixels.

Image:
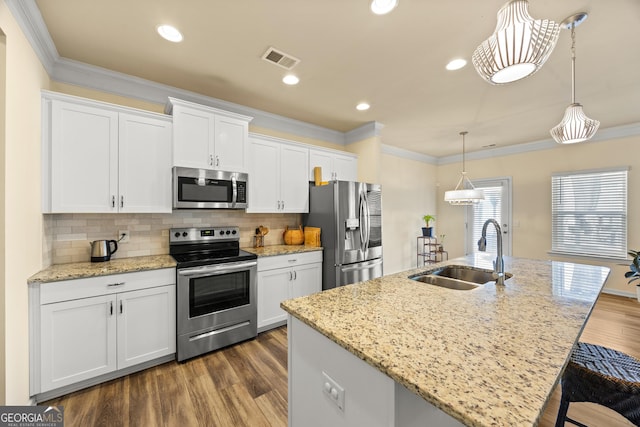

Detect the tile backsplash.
[{"left": 43, "top": 211, "right": 303, "bottom": 265}]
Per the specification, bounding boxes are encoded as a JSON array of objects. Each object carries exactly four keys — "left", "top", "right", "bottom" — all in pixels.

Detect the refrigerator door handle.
[
  {"left": 359, "top": 190, "right": 371, "bottom": 255},
  {"left": 358, "top": 192, "right": 366, "bottom": 253},
  {"left": 340, "top": 258, "right": 383, "bottom": 272}
]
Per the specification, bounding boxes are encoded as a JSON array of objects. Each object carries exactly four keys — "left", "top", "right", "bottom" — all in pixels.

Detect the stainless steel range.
[{"left": 170, "top": 226, "right": 257, "bottom": 362}]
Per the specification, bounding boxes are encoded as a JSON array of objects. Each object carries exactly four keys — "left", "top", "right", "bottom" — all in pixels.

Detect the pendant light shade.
[
  {"left": 550, "top": 103, "right": 600, "bottom": 144},
  {"left": 444, "top": 132, "right": 484, "bottom": 205},
  {"left": 472, "top": 0, "right": 561, "bottom": 85},
  {"left": 550, "top": 13, "right": 599, "bottom": 144}
]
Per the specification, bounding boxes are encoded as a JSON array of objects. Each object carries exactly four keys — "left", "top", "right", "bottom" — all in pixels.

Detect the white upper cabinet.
[
  {"left": 168, "top": 97, "right": 252, "bottom": 172},
  {"left": 42, "top": 91, "right": 172, "bottom": 213},
  {"left": 47, "top": 99, "right": 119, "bottom": 213},
  {"left": 118, "top": 113, "right": 172, "bottom": 213},
  {"left": 247, "top": 134, "right": 309, "bottom": 213},
  {"left": 309, "top": 148, "right": 358, "bottom": 182}
]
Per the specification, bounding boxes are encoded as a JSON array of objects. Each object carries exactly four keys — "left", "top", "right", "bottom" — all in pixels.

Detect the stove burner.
[{"left": 169, "top": 226, "right": 257, "bottom": 268}]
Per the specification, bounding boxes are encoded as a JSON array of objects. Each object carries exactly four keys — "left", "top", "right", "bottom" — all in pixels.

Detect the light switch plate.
[{"left": 322, "top": 371, "right": 345, "bottom": 411}]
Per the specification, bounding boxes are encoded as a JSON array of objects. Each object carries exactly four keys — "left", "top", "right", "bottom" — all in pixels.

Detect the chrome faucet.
[{"left": 477, "top": 219, "right": 505, "bottom": 286}]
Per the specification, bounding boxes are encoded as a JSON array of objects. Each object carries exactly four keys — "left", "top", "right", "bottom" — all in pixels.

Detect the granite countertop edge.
[
  {"left": 28, "top": 255, "right": 177, "bottom": 284},
  {"left": 242, "top": 244, "right": 323, "bottom": 257},
  {"left": 280, "top": 255, "right": 610, "bottom": 427},
  {"left": 28, "top": 245, "right": 323, "bottom": 284}
]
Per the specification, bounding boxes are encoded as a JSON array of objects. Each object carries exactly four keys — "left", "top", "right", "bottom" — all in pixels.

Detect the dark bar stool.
[{"left": 556, "top": 342, "right": 640, "bottom": 427}]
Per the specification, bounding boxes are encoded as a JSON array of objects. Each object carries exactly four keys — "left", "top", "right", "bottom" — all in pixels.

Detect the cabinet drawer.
[
  {"left": 258, "top": 251, "right": 322, "bottom": 272},
  {"left": 40, "top": 268, "right": 176, "bottom": 305}
]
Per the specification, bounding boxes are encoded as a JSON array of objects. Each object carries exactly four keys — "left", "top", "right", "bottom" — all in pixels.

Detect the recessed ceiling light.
[
  {"left": 356, "top": 103, "right": 370, "bottom": 111},
  {"left": 157, "top": 25, "right": 183, "bottom": 43},
  {"left": 446, "top": 58, "right": 467, "bottom": 71},
  {"left": 282, "top": 74, "right": 300, "bottom": 85},
  {"left": 371, "top": 0, "right": 398, "bottom": 15}
]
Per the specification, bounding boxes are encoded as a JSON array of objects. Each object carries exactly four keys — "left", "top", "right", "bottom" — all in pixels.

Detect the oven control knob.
[
  {"left": 219, "top": 230, "right": 224, "bottom": 235},
  {"left": 225, "top": 230, "right": 231, "bottom": 235},
  {"left": 182, "top": 232, "right": 188, "bottom": 237},
  {"left": 174, "top": 232, "right": 180, "bottom": 238},
  {"left": 232, "top": 230, "right": 237, "bottom": 235}
]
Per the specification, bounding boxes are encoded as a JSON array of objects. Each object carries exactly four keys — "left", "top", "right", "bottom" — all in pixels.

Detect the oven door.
[{"left": 176, "top": 260, "right": 257, "bottom": 336}]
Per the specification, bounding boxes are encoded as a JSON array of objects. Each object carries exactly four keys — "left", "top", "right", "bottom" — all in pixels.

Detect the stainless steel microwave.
[{"left": 173, "top": 167, "right": 248, "bottom": 209}]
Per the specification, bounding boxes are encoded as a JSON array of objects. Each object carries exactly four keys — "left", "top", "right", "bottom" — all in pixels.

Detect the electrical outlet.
[
  {"left": 118, "top": 230, "right": 130, "bottom": 243},
  {"left": 322, "top": 371, "right": 345, "bottom": 411}
]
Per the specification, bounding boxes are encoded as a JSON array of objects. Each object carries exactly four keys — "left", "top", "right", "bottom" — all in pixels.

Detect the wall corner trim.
[{"left": 345, "top": 121, "right": 384, "bottom": 144}]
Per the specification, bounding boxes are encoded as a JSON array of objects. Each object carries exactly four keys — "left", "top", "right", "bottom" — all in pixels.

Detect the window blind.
[
  {"left": 551, "top": 168, "right": 628, "bottom": 259},
  {"left": 471, "top": 185, "right": 503, "bottom": 255}
]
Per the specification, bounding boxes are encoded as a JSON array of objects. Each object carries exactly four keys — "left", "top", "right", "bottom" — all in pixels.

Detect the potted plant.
[
  {"left": 625, "top": 249, "right": 640, "bottom": 301},
  {"left": 421, "top": 215, "right": 435, "bottom": 237}
]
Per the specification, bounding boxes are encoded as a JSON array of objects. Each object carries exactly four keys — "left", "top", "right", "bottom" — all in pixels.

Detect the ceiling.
[{"left": 33, "top": 0, "right": 640, "bottom": 157}]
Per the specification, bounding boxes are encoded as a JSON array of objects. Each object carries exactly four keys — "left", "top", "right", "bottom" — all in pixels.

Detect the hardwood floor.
[
  {"left": 539, "top": 293, "right": 640, "bottom": 427},
  {"left": 44, "top": 293, "right": 640, "bottom": 427}
]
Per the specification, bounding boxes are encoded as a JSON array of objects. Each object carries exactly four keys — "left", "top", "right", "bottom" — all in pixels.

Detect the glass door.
[{"left": 465, "top": 177, "right": 512, "bottom": 256}]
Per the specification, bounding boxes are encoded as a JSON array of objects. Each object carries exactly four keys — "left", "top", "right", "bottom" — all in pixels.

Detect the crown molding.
[
  {"left": 437, "top": 122, "right": 640, "bottom": 165},
  {"left": 5, "top": 0, "right": 58, "bottom": 70},
  {"left": 9, "top": 0, "right": 640, "bottom": 166},
  {"left": 345, "top": 121, "right": 383, "bottom": 144},
  {"left": 381, "top": 144, "right": 438, "bottom": 165},
  {"left": 8, "top": 0, "right": 347, "bottom": 145}
]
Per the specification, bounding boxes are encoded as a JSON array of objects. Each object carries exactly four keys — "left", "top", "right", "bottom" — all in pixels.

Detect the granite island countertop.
[
  {"left": 281, "top": 254, "right": 610, "bottom": 427},
  {"left": 27, "top": 255, "right": 177, "bottom": 284},
  {"left": 242, "top": 244, "right": 322, "bottom": 257}
]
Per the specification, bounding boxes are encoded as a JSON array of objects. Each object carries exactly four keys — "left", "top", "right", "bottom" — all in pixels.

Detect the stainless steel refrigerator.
[{"left": 304, "top": 181, "right": 383, "bottom": 290}]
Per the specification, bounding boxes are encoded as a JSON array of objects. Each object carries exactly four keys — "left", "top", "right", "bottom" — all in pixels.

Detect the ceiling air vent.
[{"left": 261, "top": 47, "right": 300, "bottom": 70}]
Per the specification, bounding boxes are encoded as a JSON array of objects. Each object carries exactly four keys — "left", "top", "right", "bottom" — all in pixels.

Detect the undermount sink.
[
  {"left": 412, "top": 274, "right": 480, "bottom": 290},
  {"left": 409, "top": 265, "right": 513, "bottom": 290}
]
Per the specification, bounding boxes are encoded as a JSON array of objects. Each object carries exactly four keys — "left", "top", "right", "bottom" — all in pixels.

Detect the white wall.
[
  {"left": 436, "top": 134, "right": 640, "bottom": 296},
  {"left": 381, "top": 153, "right": 437, "bottom": 274},
  {"left": 0, "top": 1, "right": 50, "bottom": 404}
]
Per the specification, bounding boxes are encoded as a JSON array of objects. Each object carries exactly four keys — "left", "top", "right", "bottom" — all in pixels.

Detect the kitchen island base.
[{"left": 288, "top": 316, "right": 464, "bottom": 427}]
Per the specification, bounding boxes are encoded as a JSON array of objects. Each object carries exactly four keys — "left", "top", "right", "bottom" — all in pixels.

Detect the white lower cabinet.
[
  {"left": 257, "top": 251, "right": 322, "bottom": 331},
  {"left": 30, "top": 268, "right": 176, "bottom": 398},
  {"left": 116, "top": 285, "right": 176, "bottom": 369},
  {"left": 40, "top": 294, "right": 117, "bottom": 392}
]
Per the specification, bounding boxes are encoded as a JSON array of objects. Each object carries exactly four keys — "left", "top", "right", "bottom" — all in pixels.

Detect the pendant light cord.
[
  {"left": 571, "top": 24, "right": 576, "bottom": 104},
  {"left": 460, "top": 131, "right": 468, "bottom": 173}
]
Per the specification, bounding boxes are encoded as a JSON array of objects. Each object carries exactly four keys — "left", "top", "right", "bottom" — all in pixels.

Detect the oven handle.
[{"left": 177, "top": 260, "right": 257, "bottom": 277}]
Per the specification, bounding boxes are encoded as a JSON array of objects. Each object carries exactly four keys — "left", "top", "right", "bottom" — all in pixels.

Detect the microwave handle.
[{"left": 231, "top": 175, "right": 237, "bottom": 208}]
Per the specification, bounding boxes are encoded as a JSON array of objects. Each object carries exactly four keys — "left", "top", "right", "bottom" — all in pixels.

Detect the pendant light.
[
  {"left": 550, "top": 13, "right": 600, "bottom": 144},
  {"left": 472, "top": 0, "right": 560, "bottom": 84},
  {"left": 444, "top": 132, "right": 484, "bottom": 205}
]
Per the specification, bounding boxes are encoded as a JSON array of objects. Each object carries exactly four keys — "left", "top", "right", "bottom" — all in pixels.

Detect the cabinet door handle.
[
  {"left": 112, "top": 196, "right": 115, "bottom": 208},
  {"left": 120, "top": 300, "right": 123, "bottom": 314},
  {"left": 216, "top": 155, "right": 220, "bottom": 167},
  {"left": 109, "top": 301, "right": 113, "bottom": 316},
  {"left": 293, "top": 270, "right": 297, "bottom": 280},
  {"left": 209, "top": 154, "right": 214, "bottom": 166},
  {"left": 120, "top": 195, "right": 124, "bottom": 208},
  {"left": 282, "top": 200, "right": 285, "bottom": 210},
  {"left": 289, "top": 271, "right": 293, "bottom": 281},
  {"left": 107, "top": 282, "right": 125, "bottom": 287}
]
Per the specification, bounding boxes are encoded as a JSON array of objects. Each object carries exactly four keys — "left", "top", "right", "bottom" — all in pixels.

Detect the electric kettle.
[{"left": 90, "top": 240, "right": 118, "bottom": 262}]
